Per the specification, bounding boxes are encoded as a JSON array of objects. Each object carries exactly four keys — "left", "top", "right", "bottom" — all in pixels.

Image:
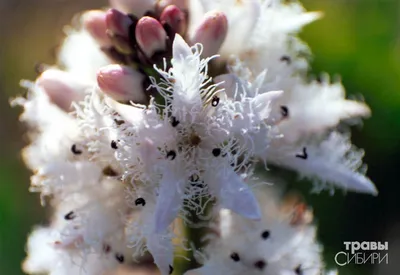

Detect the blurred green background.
[{"left": 0, "top": 0, "right": 399, "bottom": 274}]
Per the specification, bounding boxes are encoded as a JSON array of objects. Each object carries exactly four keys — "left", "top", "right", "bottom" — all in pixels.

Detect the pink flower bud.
[
  {"left": 160, "top": 5, "right": 187, "bottom": 35},
  {"left": 82, "top": 10, "right": 112, "bottom": 47},
  {"left": 37, "top": 69, "right": 88, "bottom": 111},
  {"left": 190, "top": 11, "right": 228, "bottom": 57},
  {"left": 105, "top": 9, "right": 132, "bottom": 38},
  {"left": 109, "top": 0, "right": 155, "bottom": 17},
  {"left": 135, "top": 17, "right": 167, "bottom": 57},
  {"left": 156, "top": 0, "right": 188, "bottom": 13},
  {"left": 97, "top": 65, "right": 146, "bottom": 103}
]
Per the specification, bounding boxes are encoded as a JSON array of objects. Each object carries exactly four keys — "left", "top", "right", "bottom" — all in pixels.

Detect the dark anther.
[
  {"left": 71, "top": 144, "right": 82, "bottom": 155},
  {"left": 295, "top": 147, "right": 308, "bottom": 160},
  {"left": 261, "top": 230, "right": 270, "bottom": 240},
  {"left": 230, "top": 252, "right": 240, "bottom": 262},
  {"left": 170, "top": 116, "right": 180, "bottom": 127},
  {"left": 114, "top": 118, "right": 125, "bottom": 126},
  {"left": 211, "top": 96, "right": 220, "bottom": 107},
  {"left": 280, "top": 55, "right": 291, "bottom": 64},
  {"left": 189, "top": 174, "right": 200, "bottom": 182},
  {"left": 169, "top": 265, "right": 174, "bottom": 274},
  {"left": 254, "top": 260, "right": 266, "bottom": 270},
  {"left": 212, "top": 148, "right": 221, "bottom": 157},
  {"left": 294, "top": 265, "right": 303, "bottom": 275},
  {"left": 111, "top": 140, "right": 118, "bottom": 149},
  {"left": 135, "top": 198, "right": 146, "bottom": 206},
  {"left": 102, "top": 166, "right": 118, "bottom": 177},
  {"left": 103, "top": 243, "right": 111, "bottom": 254},
  {"left": 166, "top": 150, "right": 177, "bottom": 160},
  {"left": 115, "top": 253, "right": 124, "bottom": 263},
  {"left": 64, "top": 211, "right": 76, "bottom": 220},
  {"left": 280, "top": 106, "right": 289, "bottom": 118}
]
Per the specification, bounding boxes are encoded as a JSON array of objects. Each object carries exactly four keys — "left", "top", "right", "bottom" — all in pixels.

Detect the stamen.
[
  {"left": 230, "top": 252, "right": 240, "bottom": 262},
  {"left": 280, "top": 55, "right": 291, "bottom": 64},
  {"left": 166, "top": 150, "right": 177, "bottom": 160},
  {"left": 170, "top": 116, "right": 180, "bottom": 127},
  {"left": 212, "top": 148, "right": 221, "bottom": 157},
  {"left": 111, "top": 140, "right": 118, "bottom": 149},
  {"left": 115, "top": 253, "right": 124, "bottom": 263},
  {"left": 254, "top": 260, "right": 266, "bottom": 270},
  {"left": 261, "top": 230, "right": 270, "bottom": 240},
  {"left": 135, "top": 198, "right": 146, "bottom": 206},
  {"left": 280, "top": 106, "right": 289, "bottom": 118},
  {"left": 71, "top": 144, "right": 82, "bottom": 155},
  {"left": 211, "top": 96, "right": 220, "bottom": 107},
  {"left": 295, "top": 147, "right": 308, "bottom": 159},
  {"left": 64, "top": 211, "right": 76, "bottom": 220}
]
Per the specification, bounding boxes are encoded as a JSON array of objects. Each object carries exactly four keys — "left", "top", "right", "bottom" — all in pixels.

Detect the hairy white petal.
[{"left": 267, "top": 132, "right": 377, "bottom": 195}]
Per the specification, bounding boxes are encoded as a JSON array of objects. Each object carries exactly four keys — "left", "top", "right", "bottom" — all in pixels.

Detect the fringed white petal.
[
  {"left": 266, "top": 132, "right": 378, "bottom": 195},
  {"left": 154, "top": 169, "right": 185, "bottom": 233}
]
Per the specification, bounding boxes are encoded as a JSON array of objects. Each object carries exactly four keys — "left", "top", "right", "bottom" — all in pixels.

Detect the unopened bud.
[
  {"left": 37, "top": 69, "right": 89, "bottom": 111},
  {"left": 105, "top": 9, "right": 132, "bottom": 38},
  {"left": 97, "top": 65, "right": 146, "bottom": 103},
  {"left": 190, "top": 11, "right": 228, "bottom": 57},
  {"left": 82, "top": 10, "right": 112, "bottom": 47},
  {"left": 156, "top": 0, "right": 188, "bottom": 13},
  {"left": 135, "top": 17, "right": 167, "bottom": 57},
  {"left": 109, "top": 0, "right": 155, "bottom": 17},
  {"left": 160, "top": 5, "right": 187, "bottom": 35}
]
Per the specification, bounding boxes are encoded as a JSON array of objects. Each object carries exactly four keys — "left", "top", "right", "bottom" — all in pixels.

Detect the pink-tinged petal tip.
[
  {"left": 190, "top": 10, "right": 228, "bottom": 57},
  {"left": 97, "top": 64, "right": 146, "bottom": 103},
  {"left": 135, "top": 16, "right": 167, "bottom": 57}
]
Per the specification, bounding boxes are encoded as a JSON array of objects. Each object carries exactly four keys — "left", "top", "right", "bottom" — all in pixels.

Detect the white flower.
[
  {"left": 189, "top": 0, "right": 321, "bottom": 77},
  {"left": 110, "top": 35, "right": 269, "bottom": 234},
  {"left": 265, "top": 132, "right": 378, "bottom": 195},
  {"left": 185, "top": 190, "right": 333, "bottom": 275}
]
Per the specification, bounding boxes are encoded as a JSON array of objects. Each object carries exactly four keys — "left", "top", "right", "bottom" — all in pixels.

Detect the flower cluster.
[
  {"left": 13, "top": 0, "right": 377, "bottom": 275},
  {"left": 186, "top": 190, "right": 336, "bottom": 275}
]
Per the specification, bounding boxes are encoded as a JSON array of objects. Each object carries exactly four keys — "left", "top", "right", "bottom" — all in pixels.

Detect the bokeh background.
[{"left": 0, "top": 0, "right": 399, "bottom": 274}]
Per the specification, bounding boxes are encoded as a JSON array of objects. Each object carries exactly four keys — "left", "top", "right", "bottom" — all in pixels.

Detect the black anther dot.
[
  {"left": 189, "top": 174, "right": 200, "bottom": 182},
  {"left": 212, "top": 148, "right": 221, "bottom": 157},
  {"left": 254, "top": 260, "right": 266, "bottom": 270},
  {"left": 280, "top": 106, "right": 289, "bottom": 118},
  {"left": 111, "top": 140, "right": 118, "bottom": 149},
  {"left": 169, "top": 265, "right": 174, "bottom": 274},
  {"left": 211, "top": 96, "right": 220, "bottom": 107},
  {"left": 71, "top": 144, "right": 82, "bottom": 155},
  {"left": 115, "top": 253, "right": 124, "bottom": 263},
  {"left": 294, "top": 265, "right": 303, "bottom": 275},
  {"left": 261, "top": 230, "right": 270, "bottom": 240},
  {"left": 166, "top": 150, "right": 176, "bottom": 160},
  {"left": 280, "top": 55, "right": 291, "bottom": 64},
  {"left": 230, "top": 252, "right": 240, "bottom": 262},
  {"left": 102, "top": 166, "right": 118, "bottom": 177},
  {"left": 295, "top": 147, "right": 308, "bottom": 160},
  {"left": 170, "top": 116, "right": 180, "bottom": 127},
  {"left": 64, "top": 211, "right": 76, "bottom": 220},
  {"left": 114, "top": 118, "right": 125, "bottom": 126},
  {"left": 135, "top": 198, "right": 146, "bottom": 206},
  {"left": 103, "top": 244, "right": 111, "bottom": 254}
]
